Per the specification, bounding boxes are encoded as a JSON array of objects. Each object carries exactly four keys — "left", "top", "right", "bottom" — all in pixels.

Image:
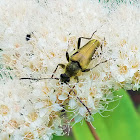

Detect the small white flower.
[
  {"left": 52, "top": 104, "right": 63, "bottom": 112},
  {"left": 58, "top": 94, "right": 68, "bottom": 100},
  {"left": 69, "top": 99, "right": 77, "bottom": 109}
]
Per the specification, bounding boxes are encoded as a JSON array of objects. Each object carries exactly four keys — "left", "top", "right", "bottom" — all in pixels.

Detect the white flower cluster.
[{"left": 0, "top": 0, "right": 140, "bottom": 139}]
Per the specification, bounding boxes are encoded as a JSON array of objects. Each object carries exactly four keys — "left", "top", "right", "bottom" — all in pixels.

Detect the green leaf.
[
  {"left": 92, "top": 89, "right": 140, "bottom": 140},
  {"left": 92, "top": 113, "right": 111, "bottom": 140},
  {"left": 53, "top": 135, "right": 73, "bottom": 140},
  {"left": 72, "top": 120, "right": 95, "bottom": 140}
]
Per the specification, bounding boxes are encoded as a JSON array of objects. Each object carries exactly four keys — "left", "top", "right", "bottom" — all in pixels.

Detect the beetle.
[
  {"left": 20, "top": 30, "right": 107, "bottom": 115},
  {"left": 21, "top": 30, "right": 105, "bottom": 82},
  {"left": 50, "top": 30, "right": 106, "bottom": 84}
]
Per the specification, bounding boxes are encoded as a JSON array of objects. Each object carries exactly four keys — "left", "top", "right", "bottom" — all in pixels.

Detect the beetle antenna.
[
  {"left": 20, "top": 77, "right": 60, "bottom": 80},
  {"left": 68, "top": 85, "right": 92, "bottom": 116}
]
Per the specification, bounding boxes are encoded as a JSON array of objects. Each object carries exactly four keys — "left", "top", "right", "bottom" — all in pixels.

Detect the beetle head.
[{"left": 60, "top": 73, "right": 70, "bottom": 84}]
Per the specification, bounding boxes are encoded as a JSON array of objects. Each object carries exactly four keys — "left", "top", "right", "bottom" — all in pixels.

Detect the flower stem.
[{"left": 86, "top": 121, "right": 100, "bottom": 140}]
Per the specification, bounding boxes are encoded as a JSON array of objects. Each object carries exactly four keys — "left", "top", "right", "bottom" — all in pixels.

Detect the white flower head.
[{"left": 0, "top": 0, "right": 140, "bottom": 139}]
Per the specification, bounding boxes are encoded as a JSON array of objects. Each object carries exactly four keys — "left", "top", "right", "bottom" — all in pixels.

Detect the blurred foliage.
[
  {"left": 0, "top": 64, "right": 13, "bottom": 80},
  {"left": 99, "top": 0, "right": 138, "bottom": 3},
  {"left": 0, "top": 49, "right": 13, "bottom": 80},
  {"left": 72, "top": 120, "right": 95, "bottom": 140},
  {"left": 53, "top": 135, "right": 73, "bottom": 140},
  {"left": 137, "top": 105, "right": 140, "bottom": 114},
  {"left": 92, "top": 89, "right": 140, "bottom": 140}
]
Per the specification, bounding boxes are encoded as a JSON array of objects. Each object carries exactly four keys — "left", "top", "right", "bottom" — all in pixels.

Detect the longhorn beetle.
[{"left": 20, "top": 30, "right": 108, "bottom": 115}]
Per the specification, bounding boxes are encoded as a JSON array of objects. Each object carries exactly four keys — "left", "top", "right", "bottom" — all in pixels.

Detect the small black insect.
[{"left": 26, "top": 34, "right": 32, "bottom": 41}]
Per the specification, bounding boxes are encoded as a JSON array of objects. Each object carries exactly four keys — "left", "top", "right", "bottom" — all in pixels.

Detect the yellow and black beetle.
[
  {"left": 50, "top": 30, "right": 104, "bottom": 84},
  {"left": 21, "top": 30, "right": 104, "bottom": 83},
  {"left": 21, "top": 30, "right": 106, "bottom": 115}
]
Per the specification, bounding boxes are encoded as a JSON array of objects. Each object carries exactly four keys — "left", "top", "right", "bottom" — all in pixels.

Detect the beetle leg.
[
  {"left": 66, "top": 51, "right": 69, "bottom": 62},
  {"left": 98, "top": 37, "right": 105, "bottom": 55},
  {"left": 51, "top": 64, "right": 65, "bottom": 78},
  {"left": 82, "top": 59, "right": 109, "bottom": 72},
  {"left": 68, "top": 85, "right": 91, "bottom": 115},
  {"left": 74, "top": 76, "right": 79, "bottom": 83},
  {"left": 82, "top": 69, "right": 91, "bottom": 72},
  {"left": 68, "top": 85, "right": 75, "bottom": 98},
  {"left": 77, "top": 30, "right": 97, "bottom": 49},
  {"left": 99, "top": 37, "right": 106, "bottom": 53},
  {"left": 76, "top": 94, "right": 92, "bottom": 115},
  {"left": 101, "top": 42, "right": 103, "bottom": 51},
  {"left": 91, "top": 60, "right": 108, "bottom": 69}
]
